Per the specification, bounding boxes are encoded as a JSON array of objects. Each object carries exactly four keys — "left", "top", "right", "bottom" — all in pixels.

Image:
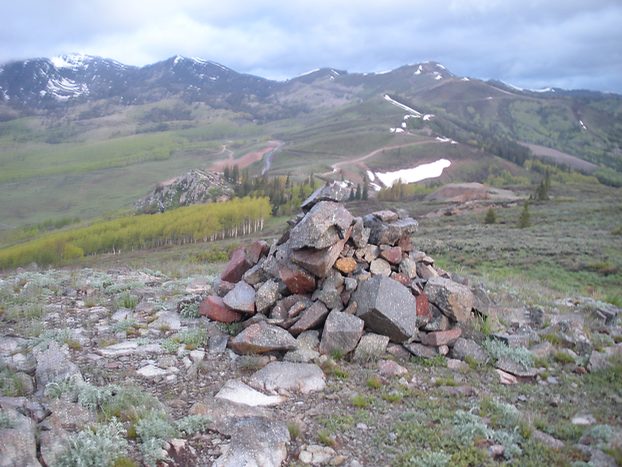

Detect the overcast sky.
[{"left": 2, "top": 0, "right": 621, "bottom": 93}]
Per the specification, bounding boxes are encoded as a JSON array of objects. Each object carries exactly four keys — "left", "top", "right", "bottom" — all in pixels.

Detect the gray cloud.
[{"left": 1, "top": 0, "right": 621, "bottom": 92}]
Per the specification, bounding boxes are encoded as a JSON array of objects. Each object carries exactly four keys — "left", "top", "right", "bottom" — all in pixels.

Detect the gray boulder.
[
  {"left": 223, "top": 281, "right": 256, "bottom": 314},
  {"left": 450, "top": 337, "right": 488, "bottom": 364},
  {"left": 319, "top": 310, "right": 364, "bottom": 355},
  {"left": 289, "top": 201, "right": 353, "bottom": 250},
  {"left": 0, "top": 408, "right": 40, "bottom": 467},
  {"left": 249, "top": 361, "right": 326, "bottom": 394},
  {"left": 424, "top": 276, "right": 474, "bottom": 322},
  {"left": 353, "top": 275, "right": 418, "bottom": 342},
  {"left": 363, "top": 213, "right": 418, "bottom": 246},
  {"left": 300, "top": 181, "right": 352, "bottom": 211}
]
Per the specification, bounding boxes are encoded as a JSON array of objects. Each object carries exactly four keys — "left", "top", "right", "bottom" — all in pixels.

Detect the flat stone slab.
[
  {"left": 136, "top": 364, "right": 168, "bottom": 378},
  {"left": 148, "top": 311, "right": 181, "bottom": 331},
  {"left": 215, "top": 380, "right": 285, "bottom": 407},
  {"left": 319, "top": 310, "right": 364, "bottom": 355},
  {"left": 223, "top": 281, "right": 256, "bottom": 314},
  {"left": 249, "top": 362, "right": 326, "bottom": 395},
  {"left": 229, "top": 322, "right": 298, "bottom": 354},
  {"left": 97, "top": 341, "right": 163, "bottom": 357},
  {"left": 213, "top": 416, "right": 290, "bottom": 467}
]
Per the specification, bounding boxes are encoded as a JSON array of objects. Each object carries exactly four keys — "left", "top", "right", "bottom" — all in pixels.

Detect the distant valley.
[{"left": 0, "top": 54, "right": 621, "bottom": 231}]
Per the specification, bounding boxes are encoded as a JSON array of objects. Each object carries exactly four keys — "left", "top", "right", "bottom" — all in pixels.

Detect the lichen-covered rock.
[
  {"left": 288, "top": 301, "right": 330, "bottom": 336},
  {"left": 291, "top": 229, "right": 351, "bottom": 278},
  {"left": 255, "top": 280, "right": 280, "bottom": 314},
  {"left": 363, "top": 213, "right": 418, "bottom": 246},
  {"left": 249, "top": 361, "right": 326, "bottom": 394},
  {"left": 424, "top": 276, "right": 474, "bottom": 323},
  {"left": 278, "top": 264, "right": 316, "bottom": 294},
  {"left": 319, "top": 310, "right": 364, "bottom": 355},
  {"left": 289, "top": 201, "right": 353, "bottom": 250},
  {"left": 0, "top": 407, "right": 40, "bottom": 467},
  {"left": 353, "top": 275, "right": 418, "bottom": 342},
  {"left": 300, "top": 181, "right": 352, "bottom": 211}
]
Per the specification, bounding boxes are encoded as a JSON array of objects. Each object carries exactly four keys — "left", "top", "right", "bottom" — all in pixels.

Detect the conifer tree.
[
  {"left": 362, "top": 182, "right": 369, "bottom": 200},
  {"left": 484, "top": 207, "right": 497, "bottom": 224},
  {"left": 355, "top": 184, "right": 362, "bottom": 200},
  {"left": 518, "top": 201, "right": 531, "bottom": 228}
]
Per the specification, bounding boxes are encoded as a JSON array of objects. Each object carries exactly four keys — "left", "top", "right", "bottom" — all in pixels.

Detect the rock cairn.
[{"left": 201, "top": 182, "right": 482, "bottom": 360}]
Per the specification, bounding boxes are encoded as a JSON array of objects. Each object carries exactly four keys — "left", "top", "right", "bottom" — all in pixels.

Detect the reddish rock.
[
  {"left": 245, "top": 240, "right": 270, "bottom": 265},
  {"left": 390, "top": 272, "right": 410, "bottom": 286},
  {"left": 420, "top": 328, "right": 462, "bottom": 347},
  {"left": 291, "top": 228, "right": 351, "bottom": 278},
  {"left": 229, "top": 322, "right": 298, "bottom": 354},
  {"left": 416, "top": 263, "right": 438, "bottom": 280},
  {"left": 378, "top": 359, "right": 408, "bottom": 377},
  {"left": 397, "top": 236, "right": 413, "bottom": 252},
  {"left": 199, "top": 296, "right": 242, "bottom": 323},
  {"left": 416, "top": 293, "right": 432, "bottom": 324},
  {"left": 289, "top": 301, "right": 330, "bottom": 336},
  {"left": 220, "top": 248, "right": 252, "bottom": 283},
  {"left": 381, "top": 246, "right": 403, "bottom": 265},
  {"left": 335, "top": 257, "right": 357, "bottom": 274},
  {"left": 215, "top": 280, "right": 236, "bottom": 297},
  {"left": 424, "top": 277, "right": 475, "bottom": 323},
  {"left": 279, "top": 265, "right": 316, "bottom": 294}
]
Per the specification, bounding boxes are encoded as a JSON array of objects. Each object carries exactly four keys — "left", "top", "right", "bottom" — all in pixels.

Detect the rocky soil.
[{"left": 1, "top": 182, "right": 622, "bottom": 466}]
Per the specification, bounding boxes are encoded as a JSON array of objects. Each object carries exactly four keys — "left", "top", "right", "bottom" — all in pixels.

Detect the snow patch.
[
  {"left": 50, "top": 53, "right": 91, "bottom": 69},
  {"left": 374, "top": 69, "right": 392, "bottom": 75},
  {"left": 173, "top": 55, "right": 184, "bottom": 65},
  {"left": 372, "top": 159, "right": 451, "bottom": 187},
  {"left": 383, "top": 94, "right": 422, "bottom": 117},
  {"left": 296, "top": 68, "right": 320, "bottom": 77},
  {"left": 389, "top": 128, "right": 405, "bottom": 134},
  {"left": 461, "top": 77, "right": 470, "bottom": 81},
  {"left": 434, "top": 73, "right": 442, "bottom": 80},
  {"left": 436, "top": 63, "right": 446, "bottom": 70},
  {"left": 423, "top": 114, "right": 434, "bottom": 121},
  {"left": 370, "top": 182, "right": 382, "bottom": 192},
  {"left": 579, "top": 120, "right": 587, "bottom": 130},
  {"left": 208, "top": 61, "right": 229, "bottom": 71},
  {"left": 46, "top": 76, "right": 88, "bottom": 100},
  {"left": 414, "top": 65, "right": 423, "bottom": 75},
  {"left": 435, "top": 136, "right": 457, "bottom": 144},
  {"left": 367, "top": 170, "right": 376, "bottom": 182}
]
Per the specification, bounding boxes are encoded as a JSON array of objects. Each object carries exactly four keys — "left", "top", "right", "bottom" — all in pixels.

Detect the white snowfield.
[
  {"left": 383, "top": 94, "right": 422, "bottom": 117},
  {"left": 367, "top": 159, "right": 451, "bottom": 188}
]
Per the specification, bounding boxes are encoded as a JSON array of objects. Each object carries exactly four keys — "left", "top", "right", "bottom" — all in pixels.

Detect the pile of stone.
[{"left": 200, "top": 182, "right": 483, "bottom": 361}]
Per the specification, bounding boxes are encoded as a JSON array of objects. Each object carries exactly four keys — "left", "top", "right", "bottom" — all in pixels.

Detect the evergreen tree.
[
  {"left": 223, "top": 166, "right": 230, "bottom": 182},
  {"left": 484, "top": 207, "right": 497, "bottom": 224},
  {"left": 362, "top": 182, "right": 369, "bottom": 200},
  {"left": 355, "top": 184, "right": 362, "bottom": 200},
  {"left": 232, "top": 164, "right": 240, "bottom": 184},
  {"left": 518, "top": 201, "right": 531, "bottom": 228},
  {"left": 349, "top": 189, "right": 355, "bottom": 201}
]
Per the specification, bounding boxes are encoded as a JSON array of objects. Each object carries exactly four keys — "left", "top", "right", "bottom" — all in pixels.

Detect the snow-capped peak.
[{"left": 50, "top": 53, "right": 94, "bottom": 69}]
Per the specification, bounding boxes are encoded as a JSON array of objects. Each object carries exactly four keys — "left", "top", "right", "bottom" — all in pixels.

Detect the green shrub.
[
  {"left": 484, "top": 208, "right": 497, "bottom": 225},
  {"left": 482, "top": 339, "right": 534, "bottom": 370},
  {"left": 56, "top": 419, "right": 129, "bottom": 467}
]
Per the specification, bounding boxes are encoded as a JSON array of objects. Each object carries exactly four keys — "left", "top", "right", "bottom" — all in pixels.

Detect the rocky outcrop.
[{"left": 135, "top": 169, "right": 234, "bottom": 213}]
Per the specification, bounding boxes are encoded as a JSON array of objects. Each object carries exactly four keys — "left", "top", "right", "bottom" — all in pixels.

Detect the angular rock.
[
  {"left": 495, "top": 357, "right": 537, "bottom": 379},
  {"left": 381, "top": 246, "right": 402, "bottom": 265},
  {"left": 270, "top": 294, "right": 312, "bottom": 320},
  {"left": 416, "top": 263, "right": 438, "bottom": 280},
  {"left": 378, "top": 359, "right": 408, "bottom": 377},
  {"left": 289, "top": 201, "right": 353, "bottom": 250},
  {"left": 335, "top": 257, "right": 357, "bottom": 274},
  {"left": 301, "top": 181, "right": 352, "bottom": 211},
  {"left": 242, "top": 262, "right": 269, "bottom": 286},
  {"left": 353, "top": 275, "right": 418, "bottom": 342},
  {"left": 98, "top": 340, "right": 163, "bottom": 357},
  {"left": 495, "top": 369, "right": 518, "bottom": 385},
  {"left": 223, "top": 281, "right": 256, "bottom": 314},
  {"left": 353, "top": 333, "right": 390, "bottom": 362},
  {"left": 220, "top": 248, "right": 252, "bottom": 283},
  {"left": 0, "top": 337, "right": 36, "bottom": 374},
  {"left": 279, "top": 264, "right": 316, "bottom": 294},
  {"left": 148, "top": 310, "right": 181, "bottom": 331},
  {"left": 137, "top": 364, "right": 168, "bottom": 378},
  {"left": 213, "top": 416, "right": 289, "bottom": 467},
  {"left": 399, "top": 257, "right": 417, "bottom": 279},
  {"left": 229, "top": 322, "right": 298, "bottom": 354},
  {"left": 215, "top": 380, "right": 285, "bottom": 407},
  {"left": 420, "top": 328, "right": 462, "bottom": 347},
  {"left": 245, "top": 240, "right": 270, "bottom": 265},
  {"left": 255, "top": 280, "right": 280, "bottom": 314},
  {"left": 249, "top": 361, "right": 326, "bottom": 394},
  {"left": 291, "top": 229, "right": 351, "bottom": 278},
  {"left": 289, "top": 301, "right": 330, "bottom": 336},
  {"left": 404, "top": 342, "right": 438, "bottom": 358},
  {"left": 416, "top": 293, "right": 433, "bottom": 327},
  {"left": 423, "top": 303, "right": 450, "bottom": 332},
  {"left": 351, "top": 217, "right": 370, "bottom": 248},
  {"left": 284, "top": 331, "right": 321, "bottom": 363},
  {"left": 199, "top": 295, "right": 243, "bottom": 323},
  {"left": 0, "top": 408, "right": 40, "bottom": 467},
  {"left": 319, "top": 310, "right": 364, "bottom": 355},
  {"left": 299, "top": 444, "right": 337, "bottom": 465},
  {"left": 369, "top": 258, "right": 392, "bottom": 276},
  {"left": 34, "top": 341, "right": 82, "bottom": 390},
  {"left": 424, "top": 276, "right": 474, "bottom": 322},
  {"left": 450, "top": 338, "right": 488, "bottom": 364},
  {"left": 371, "top": 210, "right": 399, "bottom": 222},
  {"left": 312, "top": 278, "right": 343, "bottom": 310},
  {"left": 363, "top": 214, "right": 418, "bottom": 245}
]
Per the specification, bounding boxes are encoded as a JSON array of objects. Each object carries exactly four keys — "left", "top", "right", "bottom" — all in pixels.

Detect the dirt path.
[
  {"left": 211, "top": 141, "right": 282, "bottom": 172},
  {"left": 322, "top": 139, "right": 443, "bottom": 177}
]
